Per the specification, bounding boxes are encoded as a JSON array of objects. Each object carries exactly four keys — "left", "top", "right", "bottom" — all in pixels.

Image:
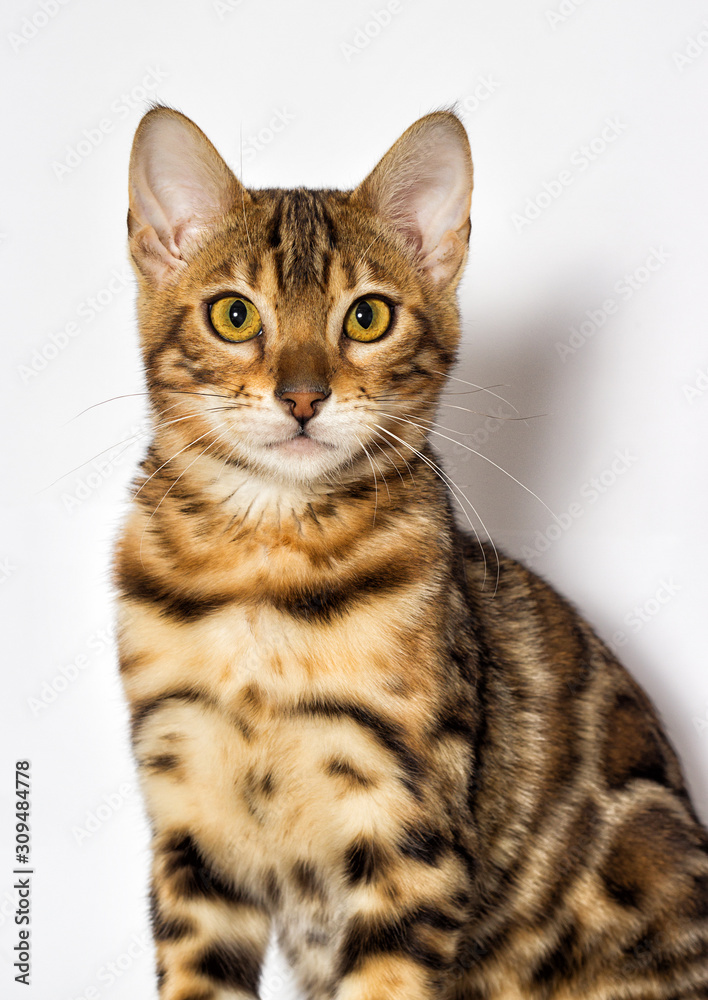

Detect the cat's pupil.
[
  {"left": 355, "top": 300, "right": 373, "bottom": 329},
  {"left": 229, "top": 299, "right": 248, "bottom": 327}
]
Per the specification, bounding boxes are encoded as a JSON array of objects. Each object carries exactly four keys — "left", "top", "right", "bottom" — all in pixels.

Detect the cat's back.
[
  {"left": 459, "top": 535, "right": 696, "bottom": 818},
  {"left": 455, "top": 536, "right": 708, "bottom": 982}
]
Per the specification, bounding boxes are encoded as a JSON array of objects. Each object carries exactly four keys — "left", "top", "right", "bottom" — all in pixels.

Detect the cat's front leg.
[
  {"left": 127, "top": 687, "right": 274, "bottom": 999},
  {"left": 148, "top": 826, "right": 272, "bottom": 1000},
  {"left": 328, "top": 846, "right": 471, "bottom": 1000},
  {"left": 332, "top": 907, "right": 465, "bottom": 1000}
]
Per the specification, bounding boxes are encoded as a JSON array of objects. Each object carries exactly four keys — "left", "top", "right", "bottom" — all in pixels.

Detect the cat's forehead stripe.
[{"left": 267, "top": 189, "right": 337, "bottom": 290}]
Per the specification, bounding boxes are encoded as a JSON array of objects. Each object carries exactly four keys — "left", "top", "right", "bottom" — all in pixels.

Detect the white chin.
[
  {"left": 256, "top": 435, "right": 343, "bottom": 480},
  {"left": 270, "top": 431, "right": 340, "bottom": 455},
  {"left": 275, "top": 436, "right": 327, "bottom": 455}
]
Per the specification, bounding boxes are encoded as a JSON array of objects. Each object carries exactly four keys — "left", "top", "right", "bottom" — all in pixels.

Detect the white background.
[{"left": 1, "top": 1, "right": 707, "bottom": 998}]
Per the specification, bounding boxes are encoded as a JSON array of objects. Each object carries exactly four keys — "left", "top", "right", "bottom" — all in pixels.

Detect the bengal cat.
[{"left": 113, "top": 105, "right": 708, "bottom": 1000}]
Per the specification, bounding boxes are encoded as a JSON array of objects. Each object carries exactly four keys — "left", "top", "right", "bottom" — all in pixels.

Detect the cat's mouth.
[{"left": 268, "top": 431, "right": 336, "bottom": 454}]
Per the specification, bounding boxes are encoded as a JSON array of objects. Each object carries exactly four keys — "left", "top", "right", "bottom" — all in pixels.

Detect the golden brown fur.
[{"left": 113, "top": 106, "right": 708, "bottom": 1000}]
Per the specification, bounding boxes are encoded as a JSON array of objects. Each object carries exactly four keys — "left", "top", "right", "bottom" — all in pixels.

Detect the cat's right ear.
[{"left": 128, "top": 107, "right": 244, "bottom": 284}]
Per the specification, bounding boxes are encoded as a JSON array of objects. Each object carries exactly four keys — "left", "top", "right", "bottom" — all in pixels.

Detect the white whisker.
[
  {"left": 370, "top": 429, "right": 417, "bottom": 485},
  {"left": 432, "top": 371, "right": 519, "bottom": 414},
  {"left": 354, "top": 435, "right": 380, "bottom": 526},
  {"left": 370, "top": 437, "right": 406, "bottom": 487},
  {"left": 368, "top": 421, "right": 499, "bottom": 593},
  {"left": 139, "top": 424, "right": 229, "bottom": 566},
  {"left": 368, "top": 443, "right": 392, "bottom": 501},
  {"left": 437, "top": 402, "right": 545, "bottom": 424},
  {"left": 133, "top": 428, "right": 215, "bottom": 500},
  {"left": 379, "top": 411, "right": 559, "bottom": 525}
]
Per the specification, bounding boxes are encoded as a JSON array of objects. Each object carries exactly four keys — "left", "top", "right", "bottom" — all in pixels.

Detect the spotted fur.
[{"left": 113, "top": 106, "right": 708, "bottom": 1000}]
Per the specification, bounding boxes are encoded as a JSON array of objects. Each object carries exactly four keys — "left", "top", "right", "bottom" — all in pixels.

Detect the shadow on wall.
[{"left": 433, "top": 288, "right": 708, "bottom": 825}]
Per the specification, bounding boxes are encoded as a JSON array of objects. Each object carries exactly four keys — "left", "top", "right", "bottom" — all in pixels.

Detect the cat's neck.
[
  {"left": 152, "top": 444, "right": 435, "bottom": 519},
  {"left": 134, "top": 439, "right": 455, "bottom": 583}
]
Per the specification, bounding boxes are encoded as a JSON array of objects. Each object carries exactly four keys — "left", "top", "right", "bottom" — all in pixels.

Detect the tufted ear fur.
[
  {"left": 352, "top": 111, "right": 473, "bottom": 287},
  {"left": 127, "top": 106, "right": 245, "bottom": 284}
]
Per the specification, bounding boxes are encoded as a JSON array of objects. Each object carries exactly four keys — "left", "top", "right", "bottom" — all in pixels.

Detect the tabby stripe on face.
[
  {"left": 144, "top": 305, "right": 190, "bottom": 373},
  {"left": 291, "top": 698, "right": 426, "bottom": 798},
  {"left": 272, "top": 189, "right": 335, "bottom": 289},
  {"left": 318, "top": 197, "right": 338, "bottom": 251},
  {"left": 266, "top": 192, "right": 284, "bottom": 249},
  {"left": 204, "top": 253, "right": 241, "bottom": 285},
  {"left": 410, "top": 305, "right": 456, "bottom": 368}
]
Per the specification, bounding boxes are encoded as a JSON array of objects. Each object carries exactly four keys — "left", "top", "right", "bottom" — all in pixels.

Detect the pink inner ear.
[
  {"left": 395, "top": 148, "right": 472, "bottom": 258},
  {"left": 355, "top": 114, "right": 473, "bottom": 272},
  {"left": 129, "top": 110, "right": 240, "bottom": 264}
]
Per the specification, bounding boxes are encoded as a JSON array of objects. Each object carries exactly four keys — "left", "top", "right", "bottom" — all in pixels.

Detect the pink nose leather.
[{"left": 280, "top": 390, "right": 328, "bottom": 421}]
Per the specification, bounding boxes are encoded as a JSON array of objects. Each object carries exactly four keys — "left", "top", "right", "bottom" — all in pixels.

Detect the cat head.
[{"left": 127, "top": 106, "right": 473, "bottom": 487}]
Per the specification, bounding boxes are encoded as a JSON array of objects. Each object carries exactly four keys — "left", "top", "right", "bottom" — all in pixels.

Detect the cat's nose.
[{"left": 277, "top": 388, "right": 330, "bottom": 422}]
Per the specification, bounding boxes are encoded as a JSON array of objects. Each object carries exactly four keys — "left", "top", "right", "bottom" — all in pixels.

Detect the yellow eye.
[
  {"left": 344, "top": 296, "right": 392, "bottom": 343},
  {"left": 209, "top": 296, "right": 262, "bottom": 342}
]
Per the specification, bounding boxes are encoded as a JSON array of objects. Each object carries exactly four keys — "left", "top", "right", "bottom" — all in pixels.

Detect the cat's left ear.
[
  {"left": 352, "top": 111, "right": 473, "bottom": 287},
  {"left": 128, "top": 106, "right": 245, "bottom": 284}
]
